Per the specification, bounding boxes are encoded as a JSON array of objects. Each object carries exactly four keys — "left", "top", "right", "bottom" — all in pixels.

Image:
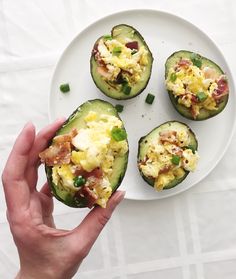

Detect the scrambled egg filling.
[
  {"left": 166, "top": 59, "right": 222, "bottom": 115},
  {"left": 52, "top": 111, "right": 128, "bottom": 207},
  {"left": 139, "top": 129, "right": 199, "bottom": 191},
  {"left": 97, "top": 38, "right": 148, "bottom": 84}
]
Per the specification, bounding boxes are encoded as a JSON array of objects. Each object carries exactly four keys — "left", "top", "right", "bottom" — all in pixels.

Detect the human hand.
[{"left": 2, "top": 120, "right": 125, "bottom": 279}]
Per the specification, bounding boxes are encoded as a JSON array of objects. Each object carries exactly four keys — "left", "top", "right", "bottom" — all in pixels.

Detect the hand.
[{"left": 2, "top": 120, "right": 125, "bottom": 279}]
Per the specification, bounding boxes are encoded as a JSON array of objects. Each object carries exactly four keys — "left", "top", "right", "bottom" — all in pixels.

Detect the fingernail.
[
  {"left": 23, "top": 122, "right": 35, "bottom": 131},
  {"left": 113, "top": 191, "right": 126, "bottom": 205},
  {"left": 55, "top": 117, "right": 66, "bottom": 123}
]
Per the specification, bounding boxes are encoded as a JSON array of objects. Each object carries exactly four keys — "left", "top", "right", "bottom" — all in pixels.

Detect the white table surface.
[{"left": 1, "top": 1, "right": 236, "bottom": 278}]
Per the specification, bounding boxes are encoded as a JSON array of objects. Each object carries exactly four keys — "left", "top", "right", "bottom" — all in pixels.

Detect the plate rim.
[{"left": 48, "top": 8, "right": 236, "bottom": 200}]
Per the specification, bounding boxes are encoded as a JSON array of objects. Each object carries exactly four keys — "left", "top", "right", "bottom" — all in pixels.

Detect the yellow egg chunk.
[{"left": 52, "top": 165, "right": 76, "bottom": 190}]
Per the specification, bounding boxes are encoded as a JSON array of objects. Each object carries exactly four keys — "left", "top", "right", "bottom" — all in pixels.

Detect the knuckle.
[
  {"left": 97, "top": 211, "right": 111, "bottom": 227},
  {"left": 2, "top": 170, "right": 10, "bottom": 185}
]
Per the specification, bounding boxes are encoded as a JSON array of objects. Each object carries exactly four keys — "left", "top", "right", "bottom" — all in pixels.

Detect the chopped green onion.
[
  {"left": 170, "top": 72, "right": 177, "bottom": 82},
  {"left": 103, "top": 34, "right": 113, "bottom": 40},
  {"left": 115, "top": 104, "right": 124, "bottom": 113},
  {"left": 122, "top": 83, "right": 131, "bottom": 95},
  {"left": 185, "top": 145, "right": 196, "bottom": 154},
  {"left": 197, "top": 91, "right": 207, "bottom": 102},
  {"left": 131, "top": 49, "right": 137, "bottom": 55},
  {"left": 60, "top": 83, "right": 70, "bottom": 93},
  {"left": 145, "top": 93, "right": 155, "bottom": 104},
  {"left": 111, "top": 127, "right": 127, "bottom": 141},
  {"left": 171, "top": 155, "right": 181, "bottom": 165},
  {"left": 74, "top": 175, "right": 86, "bottom": 187},
  {"left": 113, "top": 46, "right": 122, "bottom": 56},
  {"left": 190, "top": 53, "right": 202, "bottom": 68}
]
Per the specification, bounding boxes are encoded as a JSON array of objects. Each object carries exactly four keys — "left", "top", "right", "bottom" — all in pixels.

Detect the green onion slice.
[{"left": 111, "top": 127, "right": 127, "bottom": 141}]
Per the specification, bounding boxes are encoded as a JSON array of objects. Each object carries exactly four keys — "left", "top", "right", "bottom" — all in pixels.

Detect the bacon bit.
[
  {"left": 53, "top": 129, "right": 78, "bottom": 144},
  {"left": 190, "top": 106, "right": 198, "bottom": 119},
  {"left": 70, "top": 128, "right": 78, "bottom": 138},
  {"left": 125, "top": 41, "right": 139, "bottom": 50},
  {"left": 171, "top": 146, "right": 183, "bottom": 156},
  {"left": 213, "top": 77, "right": 229, "bottom": 101},
  {"left": 76, "top": 186, "right": 98, "bottom": 208},
  {"left": 39, "top": 142, "right": 71, "bottom": 166},
  {"left": 94, "top": 49, "right": 106, "bottom": 68},
  {"left": 159, "top": 165, "right": 172, "bottom": 174},
  {"left": 159, "top": 130, "right": 177, "bottom": 144},
  {"left": 178, "top": 59, "right": 191, "bottom": 68},
  {"left": 217, "top": 77, "right": 228, "bottom": 92},
  {"left": 73, "top": 165, "right": 86, "bottom": 177},
  {"left": 92, "top": 43, "right": 99, "bottom": 56},
  {"left": 203, "top": 67, "right": 217, "bottom": 79},
  {"left": 97, "top": 66, "right": 112, "bottom": 79},
  {"left": 191, "top": 94, "right": 199, "bottom": 104},
  {"left": 88, "top": 167, "right": 103, "bottom": 179}
]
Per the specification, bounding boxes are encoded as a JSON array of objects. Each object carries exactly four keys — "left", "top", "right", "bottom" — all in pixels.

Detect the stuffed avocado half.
[
  {"left": 138, "top": 121, "right": 199, "bottom": 191},
  {"left": 39, "top": 99, "right": 129, "bottom": 208},
  {"left": 165, "top": 50, "right": 229, "bottom": 120},
  {"left": 90, "top": 24, "right": 153, "bottom": 100}
]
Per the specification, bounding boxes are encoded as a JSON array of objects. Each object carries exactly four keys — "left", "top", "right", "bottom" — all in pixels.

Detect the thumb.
[{"left": 70, "top": 191, "right": 125, "bottom": 257}]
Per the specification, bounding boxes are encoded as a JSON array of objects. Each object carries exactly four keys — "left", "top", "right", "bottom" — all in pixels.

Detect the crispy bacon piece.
[
  {"left": 190, "top": 106, "right": 198, "bottom": 119},
  {"left": 159, "top": 165, "right": 172, "bottom": 174},
  {"left": 213, "top": 77, "right": 229, "bottom": 101},
  {"left": 92, "top": 43, "right": 99, "bottom": 56},
  {"left": 125, "top": 41, "right": 139, "bottom": 50},
  {"left": 159, "top": 130, "right": 177, "bottom": 144},
  {"left": 178, "top": 59, "right": 191, "bottom": 68},
  {"left": 191, "top": 94, "right": 199, "bottom": 104},
  {"left": 203, "top": 67, "right": 217, "bottom": 79},
  {"left": 76, "top": 186, "right": 98, "bottom": 208},
  {"left": 39, "top": 142, "right": 71, "bottom": 166},
  {"left": 53, "top": 128, "right": 78, "bottom": 144},
  {"left": 97, "top": 66, "right": 112, "bottom": 79},
  {"left": 171, "top": 146, "right": 183, "bottom": 156},
  {"left": 53, "top": 134, "right": 71, "bottom": 144}
]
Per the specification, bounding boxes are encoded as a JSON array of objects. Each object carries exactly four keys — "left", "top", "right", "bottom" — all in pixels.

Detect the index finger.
[
  {"left": 29, "top": 117, "right": 66, "bottom": 167},
  {"left": 2, "top": 122, "right": 35, "bottom": 212},
  {"left": 26, "top": 118, "right": 66, "bottom": 189}
]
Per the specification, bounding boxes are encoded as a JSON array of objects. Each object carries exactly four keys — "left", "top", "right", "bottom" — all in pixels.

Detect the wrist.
[{"left": 16, "top": 269, "right": 72, "bottom": 279}]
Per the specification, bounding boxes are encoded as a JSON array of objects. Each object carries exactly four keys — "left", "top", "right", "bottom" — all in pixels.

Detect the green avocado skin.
[
  {"left": 45, "top": 99, "right": 129, "bottom": 208},
  {"left": 137, "top": 121, "right": 198, "bottom": 190},
  {"left": 165, "top": 50, "right": 229, "bottom": 121},
  {"left": 90, "top": 24, "right": 153, "bottom": 100}
]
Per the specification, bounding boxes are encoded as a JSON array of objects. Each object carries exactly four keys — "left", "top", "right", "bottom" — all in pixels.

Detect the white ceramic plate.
[{"left": 49, "top": 9, "right": 236, "bottom": 200}]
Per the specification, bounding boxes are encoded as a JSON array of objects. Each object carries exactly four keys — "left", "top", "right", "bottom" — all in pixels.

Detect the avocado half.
[
  {"left": 45, "top": 99, "right": 129, "bottom": 208},
  {"left": 165, "top": 50, "right": 229, "bottom": 120},
  {"left": 90, "top": 24, "right": 153, "bottom": 100},
  {"left": 137, "top": 121, "right": 198, "bottom": 190}
]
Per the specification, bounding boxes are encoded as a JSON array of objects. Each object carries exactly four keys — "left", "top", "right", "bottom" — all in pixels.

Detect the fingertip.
[
  {"left": 55, "top": 117, "right": 66, "bottom": 125},
  {"left": 23, "top": 121, "right": 35, "bottom": 133},
  {"left": 106, "top": 190, "right": 125, "bottom": 211}
]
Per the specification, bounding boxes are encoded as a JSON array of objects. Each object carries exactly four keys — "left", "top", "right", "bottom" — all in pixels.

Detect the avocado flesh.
[
  {"left": 90, "top": 24, "right": 153, "bottom": 100},
  {"left": 165, "top": 50, "right": 229, "bottom": 120},
  {"left": 138, "top": 121, "right": 198, "bottom": 190},
  {"left": 46, "top": 99, "right": 129, "bottom": 208}
]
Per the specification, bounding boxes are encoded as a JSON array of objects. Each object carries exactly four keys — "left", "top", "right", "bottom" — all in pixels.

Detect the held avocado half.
[
  {"left": 165, "top": 50, "right": 229, "bottom": 120},
  {"left": 90, "top": 24, "right": 153, "bottom": 100},
  {"left": 137, "top": 121, "right": 199, "bottom": 191},
  {"left": 39, "top": 99, "right": 129, "bottom": 208}
]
